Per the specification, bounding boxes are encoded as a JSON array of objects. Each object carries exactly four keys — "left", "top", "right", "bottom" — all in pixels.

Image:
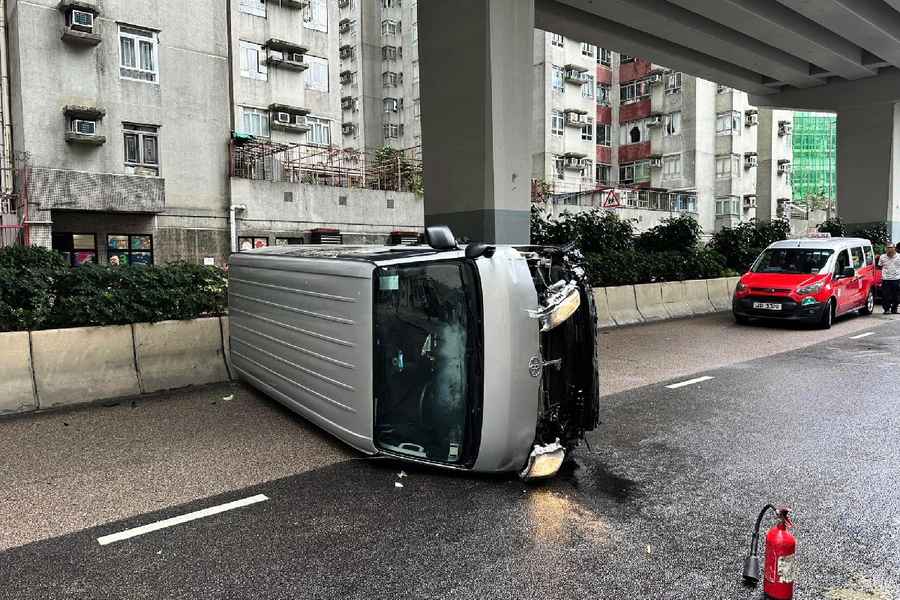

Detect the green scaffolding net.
[{"left": 791, "top": 112, "right": 836, "bottom": 209}]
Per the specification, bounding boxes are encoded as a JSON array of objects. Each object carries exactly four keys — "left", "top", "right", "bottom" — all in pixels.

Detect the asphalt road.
[{"left": 2, "top": 314, "right": 899, "bottom": 599}]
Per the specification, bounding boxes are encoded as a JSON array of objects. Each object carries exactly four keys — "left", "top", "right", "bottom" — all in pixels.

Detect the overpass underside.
[{"left": 418, "top": 0, "right": 900, "bottom": 242}]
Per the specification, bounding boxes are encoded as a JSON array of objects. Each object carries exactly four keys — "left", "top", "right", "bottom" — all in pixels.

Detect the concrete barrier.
[
  {"left": 634, "top": 283, "right": 667, "bottom": 322},
  {"left": 661, "top": 281, "right": 693, "bottom": 319},
  {"left": 0, "top": 331, "right": 37, "bottom": 415},
  {"left": 684, "top": 279, "right": 716, "bottom": 314},
  {"left": 605, "top": 285, "right": 643, "bottom": 326},
  {"left": 134, "top": 318, "right": 229, "bottom": 393},
  {"left": 592, "top": 288, "right": 615, "bottom": 329},
  {"left": 707, "top": 278, "right": 732, "bottom": 311},
  {"left": 726, "top": 276, "right": 742, "bottom": 299},
  {"left": 31, "top": 325, "right": 141, "bottom": 408}
]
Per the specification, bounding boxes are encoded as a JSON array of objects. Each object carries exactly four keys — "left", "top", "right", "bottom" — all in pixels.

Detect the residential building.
[
  {"left": 791, "top": 112, "right": 837, "bottom": 207},
  {"left": 533, "top": 31, "right": 794, "bottom": 234}
]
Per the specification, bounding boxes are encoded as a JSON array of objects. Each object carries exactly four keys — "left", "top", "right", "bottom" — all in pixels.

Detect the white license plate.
[{"left": 753, "top": 302, "right": 782, "bottom": 311}]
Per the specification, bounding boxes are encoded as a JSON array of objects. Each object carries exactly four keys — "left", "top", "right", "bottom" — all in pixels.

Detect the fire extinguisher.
[{"left": 742, "top": 504, "right": 797, "bottom": 600}]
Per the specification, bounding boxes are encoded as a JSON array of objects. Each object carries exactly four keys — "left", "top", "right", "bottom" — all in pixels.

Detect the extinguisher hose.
[{"left": 748, "top": 504, "right": 777, "bottom": 556}]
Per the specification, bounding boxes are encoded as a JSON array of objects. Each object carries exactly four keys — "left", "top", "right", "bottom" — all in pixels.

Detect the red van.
[{"left": 732, "top": 237, "right": 878, "bottom": 329}]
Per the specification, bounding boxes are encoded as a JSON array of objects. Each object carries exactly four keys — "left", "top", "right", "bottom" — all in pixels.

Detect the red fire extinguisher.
[{"left": 743, "top": 505, "right": 797, "bottom": 600}]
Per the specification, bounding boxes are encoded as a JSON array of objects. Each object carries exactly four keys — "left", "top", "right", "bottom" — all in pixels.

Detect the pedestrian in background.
[{"left": 878, "top": 243, "right": 900, "bottom": 314}]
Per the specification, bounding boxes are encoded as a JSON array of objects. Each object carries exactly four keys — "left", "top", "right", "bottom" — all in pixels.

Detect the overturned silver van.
[{"left": 228, "top": 227, "right": 599, "bottom": 479}]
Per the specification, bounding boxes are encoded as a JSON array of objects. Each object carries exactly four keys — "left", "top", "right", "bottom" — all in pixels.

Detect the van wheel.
[
  {"left": 860, "top": 290, "right": 875, "bottom": 315},
  {"left": 819, "top": 299, "right": 835, "bottom": 329}
]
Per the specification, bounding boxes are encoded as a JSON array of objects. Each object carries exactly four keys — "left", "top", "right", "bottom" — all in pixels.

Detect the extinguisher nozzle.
[{"left": 742, "top": 554, "right": 761, "bottom": 585}]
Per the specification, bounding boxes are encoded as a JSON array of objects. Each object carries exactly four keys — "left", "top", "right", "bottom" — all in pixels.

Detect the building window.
[
  {"left": 239, "top": 0, "right": 265, "bottom": 17},
  {"left": 384, "top": 123, "right": 404, "bottom": 138},
  {"left": 107, "top": 234, "right": 153, "bottom": 266},
  {"left": 550, "top": 110, "right": 564, "bottom": 136},
  {"left": 664, "top": 111, "right": 681, "bottom": 136},
  {"left": 382, "top": 45, "right": 401, "bottom": 61},
  {"left": 551, "top": 65, "right": 564, "bottom": 93},
  {"left": 620, "top": 119, "right": 649, "bottom": 145},
  {"left": 620, "top": 79, "right": 650, "bottom": 104},
  {"left": 620, "top": 54, "right": 634, "bottom": 63},
  {"left": 598, "top": 48, "right": 612, "bottom": 67},
  {"left": 383, "top": 97, "right": 400, "bottom": 112},
  {"left": 716, "top": 154, "right": 741, "bottom": 178},
  {"left": 716, "top": 111, "right": 742, "bottom": 135},
  {"left": 382, "top": 19, "right": 401, "bottom": 36},
  {"left": 119, "top": 26, "right": 158, "bottom": 83},
  {"left": 239, "top": 41, "right": 267, "bottom": 81},
  {"left": 123, "top": 124, "right": 159, "bottom": 175},
  {"left": 239, "top": 106, "right": 270, "bottom": 137},
  {"left": 716, "top": 197, "right": 740, "bottom": 216},
  {"left": 581, "top": 43, "right": 595, "bottom": 57},
  {"left": 305, "top": 56, "right": 329, "bottom": 91},
  {"left": 596, "top": 123, "right": 610, "bottom": 146},
  {"left": 596, "top": 83, "right": 610, "bottom": 106},
  {"left": 551, "top": 33, "right": 564, "bottom": 47},
  {"left": 662, "top": 154, "right": 681, "bottom": 179},
  {"left": 382, "top": 71, "right": 402, "bottom": 86},
  {"left": 581, "top": 74, "right": 594, "bottom": 98},
  {"left": 306, "top": 116, "right": 331, "bottom": 145},
  {"left": 52, "top": 233, "right": 97, "bottom": 266},
  {"left": 634, "top": 160, "right": 650, "bottom": 181},
  {"left": 665, "top": 72, "right": 682, "bottom": 94},
  {"left": 596, "top": 163, "right": 611, "bottom": 184},
  {"left": 581, "top": 123, "right": 593, "bottom": 141},
  {"left": 275, "top": 237, "right": 304, "bottom": 246},
  {"left": 304, "top": 0, "right": 328, "bottom": 32},
  {"left": 239, "top": 237, "right": 269, "bottom": 251}
]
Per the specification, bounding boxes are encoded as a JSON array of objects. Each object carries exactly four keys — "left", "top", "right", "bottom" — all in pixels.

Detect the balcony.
[
  {"left": 30, "top": 167, "right": 165, "bottom": 213},
  {"left": 265, "top": 39, "right": 308, "bottom": 71},
  {"left": 563, "top": 64, "right": 590, "bottom": 84}
]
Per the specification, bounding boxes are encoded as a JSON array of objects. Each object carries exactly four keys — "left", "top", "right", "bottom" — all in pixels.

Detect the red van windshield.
[{"left": 752, "top": 248, "right": 834, "bottom": 275}]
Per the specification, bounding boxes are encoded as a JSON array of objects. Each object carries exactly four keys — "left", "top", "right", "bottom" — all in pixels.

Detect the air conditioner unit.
[
  {"left": 276, "top": 112, "right": 291, "bottom": 124},
  {"left": 290, "top": 53, "right": 304, "bottom": 63},
  {"left": 71, "top": 119, "right": 97, "bottom": 135},
  {"left": 744, "top": 154, "right": 758, "bottom": 168},
  {"left": 743, "top": 195, "right": 757, "bottom": 208},
  {"left": 340, "top": 70, "right": 353, "bottom": 84},
  {"left": 778, "top": 121, "right": 793, "bottom": 136},
  {"left": 294, "top": 115, "right": 307, "bottom": 126},
  {"left": 650, "top": 157, "right": 663, "bottom": 168},
  {"left": 647, "top": 115, "right": 662, "bottom": 127},
  {"left": 777, "top": 161, "right": 791, "bottom": 174},
  {"left": 339, "top": 19, "right": 351, "bottom": 33},
  {"left": 341, "top": 96, "right": 354, "bottom": 110},
  {"left": 648, "top": 73, "right": 664, "bottom": 85},
  {"left": 342, "top": 123, "right": 356, "bottom": 135},
  {"left": 70, "top": 9, "right": 94, "bottom": 33},
  {"left": 338, "top": 0, "right": 350, "bottom": 7},
  {"left": 745, "top": 112, "right": 759, "bottom": 126}
]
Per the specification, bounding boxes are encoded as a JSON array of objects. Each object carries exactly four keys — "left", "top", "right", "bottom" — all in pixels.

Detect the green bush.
[
  {"left": 0, "top": 246, "right": 227, "bottom": 332},
  {"left": 709, "top": 219, "right": 791, "bottom": 273},
  {"left": 584, "top": 248, "right": 728, "bottom": 287},
  {"left": 531, "top": 206, "right": 635, "bottom": 253},
  {"left": 636, "top": 215, "right": 703, "bottom": 253},
  {"left": 816, "top": 217, "right": 844, "bottom": 238}
]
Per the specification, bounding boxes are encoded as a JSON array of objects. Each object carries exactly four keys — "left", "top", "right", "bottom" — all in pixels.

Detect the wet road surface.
[{"left": 2, "top": 316, "right": 899, "bottom": 598}]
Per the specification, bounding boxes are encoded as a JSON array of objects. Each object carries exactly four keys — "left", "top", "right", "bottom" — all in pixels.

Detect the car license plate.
[{"left": 753, "top": 302, "right": 782, "bottom": 311}]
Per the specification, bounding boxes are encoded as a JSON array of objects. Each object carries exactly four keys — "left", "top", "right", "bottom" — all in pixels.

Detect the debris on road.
[
  {"left": 222, "top": 394, "right": 234, "bottom": 402},
  {"left": 394, "top": 482, "right": 404, "bottom": 489},
  {"left": 397, "top": 471, "right": 406, "bottom": 478}
]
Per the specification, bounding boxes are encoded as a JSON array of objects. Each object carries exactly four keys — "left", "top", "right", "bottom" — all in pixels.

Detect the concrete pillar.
[
  {"left": 418, "top": 0, "right": 534, "bottom": 243},
  {"left": 837, "top": 102, "right": 900, "bottom": 241}
]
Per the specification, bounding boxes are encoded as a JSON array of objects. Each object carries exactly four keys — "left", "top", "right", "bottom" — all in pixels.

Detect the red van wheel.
[
  {"left": 860, "top": 290, "right": 875, "bottom": 315},
  {"left": 818, "top": 299, "right": 835, "bottom": 329}
]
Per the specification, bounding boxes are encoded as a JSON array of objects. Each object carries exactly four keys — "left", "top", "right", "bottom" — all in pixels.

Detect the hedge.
[{"left": 0, "top": 245, "right": 227, "bottom": 332}]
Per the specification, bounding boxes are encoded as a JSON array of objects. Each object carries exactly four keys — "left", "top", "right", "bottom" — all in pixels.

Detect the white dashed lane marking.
[
  {"left": 665, "top": 376, "right": 714, "bottom": 390},
  {"left": 849, "top": 332, "right": 875, "bottom": 340},
  {"left": 97, "top": 494, "right": 269, "bottom": 546}
]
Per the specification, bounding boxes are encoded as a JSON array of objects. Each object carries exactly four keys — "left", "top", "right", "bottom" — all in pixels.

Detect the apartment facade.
[{"left": 533, "top": 30, "right": 795, "bottom": 234}]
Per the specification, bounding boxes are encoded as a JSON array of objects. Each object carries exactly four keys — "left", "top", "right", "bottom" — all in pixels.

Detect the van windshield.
[
  {"left": 373, "top": 261, "right": 481, "bottom": 465},
  {"left": 751, "top": 248, "right": 834, "bottom": 275}
]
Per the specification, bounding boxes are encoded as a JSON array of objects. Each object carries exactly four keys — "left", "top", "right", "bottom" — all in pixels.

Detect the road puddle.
[{"left": 823, "top": 576, "right": 895, "bottom": 600}]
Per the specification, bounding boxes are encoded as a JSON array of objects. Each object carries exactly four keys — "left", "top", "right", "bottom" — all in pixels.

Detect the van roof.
[{"left": 767, "top": 237, "right": 872, "bottom": 250}]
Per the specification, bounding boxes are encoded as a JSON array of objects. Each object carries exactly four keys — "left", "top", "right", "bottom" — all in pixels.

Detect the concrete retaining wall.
[
  {"left": 1, "top": 317, "right": 233, "bottom": 417},
  {"left": 592, "top": 288, "right": 615, "bottom": 329},
  {"left": 605, "top": 285, "right": 643, "bottom": 326},
  {"left": 634, "top": 283, "right": 668, "bottom": 322},
  {"left": 661, "top": 282, "right": 692, "bottom": 319}
]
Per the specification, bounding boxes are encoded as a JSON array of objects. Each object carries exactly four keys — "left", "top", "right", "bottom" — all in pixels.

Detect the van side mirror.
[
  {"left": 840, "top": 266, "right": 856, "bottom": 278},
  {"left": 425, "top": 225, "right": 457, "bottom": 250},
  {"left": 465, "top": 243, "right": 495, "bottom": 260}
]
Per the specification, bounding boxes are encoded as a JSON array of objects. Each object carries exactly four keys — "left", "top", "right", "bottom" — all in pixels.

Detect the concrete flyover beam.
[
  {"left": 777, "top": 0, "right": 900, "bottom": 70},
  {"left": 134, "top": 318, "right": 230, "bottom": 394},
  {"left": 751, "top": 67, "right": 900, "bottom": 110},
  {"left": 634, "top": 283, "right": 668, "bottom": 322},
  {"left": 535, "top": 0, "right": 775, "bottom": 96},
  {"left": 605, "top": 285, "right": 644, "bottom": 326},
  {"left": 550, "top": 0, "right": 823, "bottom": 88},
  {"left": 0, "top": 331, "right": 38, "bottom": 415},
  {"left": 31, "top": 325, "right": 141, "bottom": 409},
  {"left": 661, "top": 282, "right": 693, "bottom": 319},
  {"left": 667, "top": 0, "right": 876, "bottom": 80}
]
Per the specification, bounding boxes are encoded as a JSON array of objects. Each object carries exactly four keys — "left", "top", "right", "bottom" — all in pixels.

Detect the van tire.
[
  {"left": 860, "top": 290, "right": 875, "bottom": 315},
  {"left": 818, "top": 299, "right": 835, "bottom": 329}
]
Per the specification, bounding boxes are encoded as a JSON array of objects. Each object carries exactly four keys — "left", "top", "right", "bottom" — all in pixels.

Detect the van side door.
[
  {"left": 832, "top": 249, "right": 855, "bottom": 314},
  {"left": 849, "top": 246, "right": 867, "bottom": 307}
]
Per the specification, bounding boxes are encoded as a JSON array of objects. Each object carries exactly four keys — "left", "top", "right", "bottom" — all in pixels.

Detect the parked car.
[
  {"left": 732, "top": 237, "right": 878, "bottom": 329},
  {"left": 228, "top": 226, "right": 599, "bottom": 480}
]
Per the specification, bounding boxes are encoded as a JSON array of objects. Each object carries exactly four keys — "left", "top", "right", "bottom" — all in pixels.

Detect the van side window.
[
  {"left": 864, "top": 246, "right": 875, "bottom": 265},
  {"left": 851, "top": 247, "right": 865, "bottom": 269},
  {"left": 835, "top": 250, "right": 850, "bottom": 274}
]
